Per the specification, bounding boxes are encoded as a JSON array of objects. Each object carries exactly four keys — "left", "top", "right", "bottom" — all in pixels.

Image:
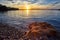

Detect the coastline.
[{"left": 0, "top": 22, "right": 60, "bottom": 40}]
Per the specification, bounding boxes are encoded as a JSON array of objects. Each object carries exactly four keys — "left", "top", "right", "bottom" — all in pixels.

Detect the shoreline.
[{"left": 0, "top": 22, "right": 60, "bottom": 40}]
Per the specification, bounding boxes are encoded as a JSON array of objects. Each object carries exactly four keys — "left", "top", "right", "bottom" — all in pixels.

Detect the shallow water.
[{"left": 0, "top": 10, "right": 60, "bottom": 31}]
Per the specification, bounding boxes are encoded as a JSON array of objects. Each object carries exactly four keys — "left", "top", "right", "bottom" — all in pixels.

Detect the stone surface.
[
  {"left": 0, "top": 23, "right": 23, "bottom": 40},
  {"left": 0, "top": 22, "right": 60, "bottom": 40},
  {"left": 23, "top": 22, "right": 60, "bottom": 40}
]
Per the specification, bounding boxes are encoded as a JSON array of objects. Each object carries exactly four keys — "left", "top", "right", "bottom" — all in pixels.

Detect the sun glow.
[
  {"left": 25, "top": 3, "right": 31, "bottom": 10},
  {"left": 24, "top": 3, "right": 30, "bottom": 16}
]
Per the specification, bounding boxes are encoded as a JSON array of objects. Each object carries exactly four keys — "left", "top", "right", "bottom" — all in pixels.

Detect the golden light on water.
[
  {"left": 26, "top": 9, "right": 29, "bottom": 16},
  {"left": 24, "top": 3, "right": 30, "bottom": 16},
  {"left": 24, "top": 8, "right": 30, "bottom": 16}
]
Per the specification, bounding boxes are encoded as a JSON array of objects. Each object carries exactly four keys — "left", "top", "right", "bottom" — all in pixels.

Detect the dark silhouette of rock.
[{"left": 0, "top": 4, "right": 19, "bottom": 11}]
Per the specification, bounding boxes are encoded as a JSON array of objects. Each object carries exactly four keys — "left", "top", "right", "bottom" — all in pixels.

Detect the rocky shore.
[
  {"left": 0, "top": 23, "right": 24, "bottom": 40},
  {"left": 0, "top": 22, "right": 60, "bottom": 40}
]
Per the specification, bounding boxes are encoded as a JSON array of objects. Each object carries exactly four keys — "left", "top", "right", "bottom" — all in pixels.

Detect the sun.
[
  {"left": 24, "top": 3, "right": 31, "bottom": 16},
  {"left": 25, "top": 5, "right": 30, "bottom": 16},
  {"left": 24, "top": 3, "right": 31, "bottom": 10},
  {"left": 26, "top": 5, "right": 29, "bottom": 10},
  {"left": 24, "top": 2, "right": 31, "bottom": 10}
]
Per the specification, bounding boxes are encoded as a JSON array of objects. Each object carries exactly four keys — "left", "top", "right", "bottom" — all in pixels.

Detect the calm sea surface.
[{"left": 0, "top": 10, "right": 60, "bottom": 31}]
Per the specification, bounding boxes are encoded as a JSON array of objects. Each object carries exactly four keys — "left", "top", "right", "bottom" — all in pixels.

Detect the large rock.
[{"left": 23, "top": 22, "right": 59, "bottom": 40}]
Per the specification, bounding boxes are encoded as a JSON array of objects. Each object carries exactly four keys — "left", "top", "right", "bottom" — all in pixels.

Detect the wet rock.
[
  {"left": 0, "top": 23, "right": 23, "bottom": 40},
  {"left": 24, "top": 22, "right": 59, "bottom": 40},
  {"left": 0, "top": 36, "right": 3, "bottom": 40},
  {"left": 0, "top": 22, "right": 60, "bottom": 40}
]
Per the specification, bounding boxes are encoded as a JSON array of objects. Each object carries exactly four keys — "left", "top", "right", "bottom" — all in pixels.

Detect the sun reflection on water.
[
  {"left": 21, "top": 9, "right": 30, "bottom": 18},
  {"left": 25, "top": 9, "right": 30, "bottom": 16}
]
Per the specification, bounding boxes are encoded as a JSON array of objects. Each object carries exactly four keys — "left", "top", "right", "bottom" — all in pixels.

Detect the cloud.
[
  {"left": 0, "top": 0, "right": 60, "bottom": 5},
  {"left": 0, "top": 0, "right": 60, "bottom": 9},
  {"left": 52, "top": 3, "right": 60, "bottom": 9},
  {"left": 7, "top": 0, "right": 13, "bottom": 1}
]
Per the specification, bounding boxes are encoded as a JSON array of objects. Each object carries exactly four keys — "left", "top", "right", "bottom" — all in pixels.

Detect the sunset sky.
[{"left": 0, "top": 0, "right": 60, "bottom": 9}]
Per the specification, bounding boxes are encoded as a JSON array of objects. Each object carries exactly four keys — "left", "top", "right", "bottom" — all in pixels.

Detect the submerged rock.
[{"left": 23, "top": 22, "right": 60, "bottom": 40}]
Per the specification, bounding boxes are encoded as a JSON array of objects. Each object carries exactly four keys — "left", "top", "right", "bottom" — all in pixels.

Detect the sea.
[{"left": 0, "top": 10, "right": 60, "bottom": 31}]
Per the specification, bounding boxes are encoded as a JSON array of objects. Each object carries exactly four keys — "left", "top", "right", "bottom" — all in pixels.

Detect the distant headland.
[
  {"left": 0, "top": 4, "right": 19, "bottom": 11},
  {"left": 0, "top": 4, "right": 60, "bottom": 11}
]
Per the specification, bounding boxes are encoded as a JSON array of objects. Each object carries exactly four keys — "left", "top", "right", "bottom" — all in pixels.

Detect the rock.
[
  {"left": 0, "top": 4, "right": 19, "bottom": 11},
  {"left": 24, "top": 22, "right": 57, "bottom": 40},
  {"left": 0, "top": 36, "right": 3, "bottom": 40},
  {"left": 0, "top": 23, "right": 23, "bottom": 40},
  {"left": 0, "top": 22, "right": 60, "bottom": 40}
]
